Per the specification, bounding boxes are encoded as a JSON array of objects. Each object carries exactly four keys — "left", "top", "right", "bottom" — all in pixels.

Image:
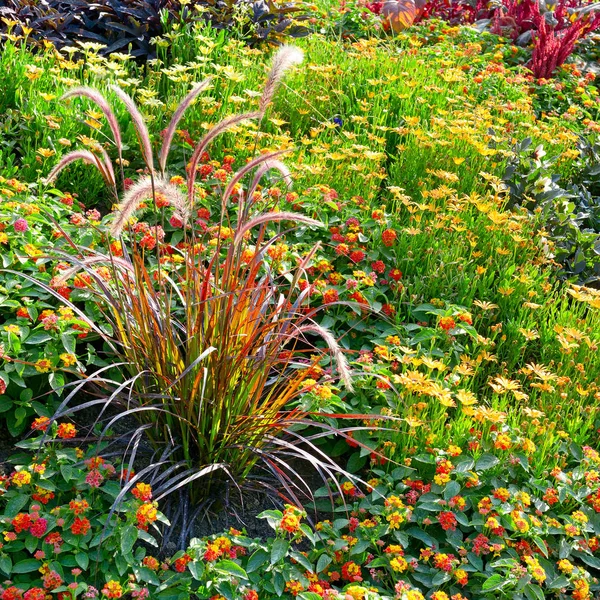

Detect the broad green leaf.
[
  {"left": 24, "top": 332, "right": 53, "bottom": 344},
  {"left": 12, "top": 558, "right": 41, "bottom": 573},
  {"left": 5, "top": 493, "right": 29, "bottom": 517},
  {"left": 405, "top": 527, "right": 436, "bottom": 547},
  {"left": 432, "top": 571, "right": 451, "bottom": 585},
  {"left": 60, "top": 464, "right": 73, "bottom": 482},
  {"left": 0, "top": 555, "right": 12, "bottom": 576},
  {"left": 215, "top": 559, "right": 247, "bottom": 580},
  {"left": 531, "top": 536, "right": 548, "bottom": 558},
  {"left": 475, "top": 453, "right": 500, "bottom": 471},
  {"left": 120, "top": 524, "right": 138, "bottom": 556},
  {"left": 60, "top": 333, "right": 76, "bottom": 354},
  {"left": 247, "top": 548, "right": 269, "bottom": 573},
  {"left": 468, "top": 552, "right": 483, "bottom": 571},
  {"left": 137, "top": 529, "right": 158, "bottom": 547},
  {"left": 273, "top": 571, "right": 285, "bottom": 596},
  {"left": 524, "top": 584, "right": 545, "bottom": 600},
  {"left": 187, "top": 561, "right": 204, "bottom": 581},
  {"left": 482, "top": 574, "right": 506, "bottom": 591},
  {"left": 25, "top": 535, "right": 38, "bottom": 554},
  {"left": 0, "top": 396, "right": 13, "bottom": 413},
  {"left": 444, "top": 480, "right": 461, "bottom": 499},
  {"left": 290, "top": 551, "right": 313, "bottom": 572},
  {"left": 316, "top": 553, "right": 332, "bottom": 574},
  {"left": 270, "top": 538, "right": 289, "bottom": 565},
  {"left": 75, "top": 553, "right": 89, "bottom": 570}
]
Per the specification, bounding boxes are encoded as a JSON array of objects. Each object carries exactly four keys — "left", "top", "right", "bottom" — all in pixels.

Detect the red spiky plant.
[
  {"left": 528, "top": 0, "right": 600, "bottom": 78},
  {"left": 491, "top": 0, "right": 600, "bottom": 78}
]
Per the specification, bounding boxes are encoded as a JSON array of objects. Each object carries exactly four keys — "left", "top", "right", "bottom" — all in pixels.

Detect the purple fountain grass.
[{"left": 38, "top": 46, "right": 378, "bottom": 517}]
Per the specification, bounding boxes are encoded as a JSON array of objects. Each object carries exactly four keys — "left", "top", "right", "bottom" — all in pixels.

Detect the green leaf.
[
  {"left": 137, "top": 529, "right": 158, "bottom": 547},
  {"left": 120, "top": 524, "right": 138, "bottom": 556},
  {"left": 365, "top": 557, "right": 388, "bottom": 569},
  {"left": 346, "top": 452, "right": 368, "bottom": 473},
  {"left": 467, "top": 551, "right": 483, "bottom": 571},
  {"left": 405, "top": 527, "right": 436, "bottom": 547},
  {"left": 115, "top": 553, "right": 129, "bottom": 576},
  {"left": 60, "top": 333, "right": 76, "bottom": 354},
  {"left": 247, "top": 548, "right": 269, "bottom": 573},
  {"left": 187, "top": 561, "right": 204, "bottom": 581},
  {"left": 48, "top": 371, "right": 65, "bottom": 391},
  {"left": 270, "top": 538, "right": 289, "bottom": 565},
  {"left": 0, "top": 396, "right": 13, "bottom": 413},
  {"left": 531, "top": 536, "right": 548, "bottom": 558},
  {"left": 12, "top": 558, "right": 41, "bottom": 573},
  {"left": 25, "top": 535, "right": 38, "bottom": 554},
  {"left": 14, "top": 406, "right": 27, "bottom": 427},
  {"left": 299, "top": 523, "right": 315, "bottom": 543},
  {"left": 75, "top": 553, "right": 89, "bottom": 570},
  {"left": 316, "top": 553, "right": 332, "bottom": 574},
  {"left": 290, "top": 551, "right": 313, "bottom": 572},
  {"left": 215, "top": 581, "right": 235, "bottom": 600},
  {"left": 524, "top": 584, "right": 545, "bottom": 600},
  {"left": 5, "top": 493, "right": 29, "bottom": 517},
  {"left": 453, "top": 455, "right": 475, "bottom": 472},
  {"left": 0, "top": 555, "right": 12, "bottom": 576},
  {"left": 24, "top": 332, "right": 53, "bottom": 344},
  {"left": 475, "top": 453, "right": 500, "bottom": 471},
  {"left": 482, "top": 574, "right": 506, "bottom": 591},
  {"left": 444, "top": 480, "right": 461, "bottom": 500},
  {"left": 548, "top": 576, "right": 570, "bottom": 589},
  {"left": 19, "top": 388, "right": 33, "bottom": 403},
  {"left": 273, "top": 572, "right": 285, "bottom": 597},
  {"left": 215, "top": 559, "right": 247, "bottom": 580},
  {"left": 59, "top": 554, "right": 78, "bottom": 568},
  {"left": 60, "top": 464, "right": 73, "bottom": 482},
  {"left": 576, "top": 553, "right": 600, "bottom": 569},
  {"left": 446, "top": 528, "right": 463, "bottom": 548},
  {"left": 432, "top": 571, "right": 451, "bottom": 586},
  {"left": 156, "top": 591, "right": 187, "bottom": 600}
]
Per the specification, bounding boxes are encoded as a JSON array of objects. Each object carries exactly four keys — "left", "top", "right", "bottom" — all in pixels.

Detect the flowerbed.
[
  {"left": 0, "top": 4, "right": 600, "bottom": 600},
  {"left": 2, "top": 425, "right": 600, "bottom": 599}
]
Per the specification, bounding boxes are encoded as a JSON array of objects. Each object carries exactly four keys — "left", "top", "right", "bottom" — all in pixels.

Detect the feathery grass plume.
[
  {"left": 111, "top": 176, "right": 186, "bottom": 237},
  {"left": 186, "top": 111, "right": 261, "bottom": 204},
  {"left": 290, "top": 323, "right": 353, "bottom": 391},
  {"left": 158, "top": 77, "right": 213, "bottom": 176},
  {"left": 97, "top": 144, "right": 117, "bottom": 192},
  {"left": 109, "top": 85, "right": 154, "bottom": 174},
  {"left": 246, "top": 158, "right": 292, "bottom": 207},
  {"left": 44, "top": 150, "right": 112, "bottom": 187},
  {"left": 221, "top": 149, "right": 290, "bottom": 211},
  {"left": 259, "top": 45, "right": 304, "bottom": 115},
  {"left": 62, "top": 86, "right": 123, "bottom": 179},
  {"left": 233, "top": 211, "right": 322, "bottom": 247}
]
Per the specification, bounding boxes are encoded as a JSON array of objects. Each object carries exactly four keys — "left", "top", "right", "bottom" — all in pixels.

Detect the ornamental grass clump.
[{"left": 39, "top": 47, "right": 366, "bottom": 510}]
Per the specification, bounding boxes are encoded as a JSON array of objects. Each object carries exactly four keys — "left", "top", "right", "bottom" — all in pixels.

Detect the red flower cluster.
[
  {"left": 341, "top": 560, "right": 362, "bottom": 582},
  {"left": 173, "top": 553, "right": 192, "bottom": 573},
  {"left": 438, "top": 510, "right": 458, "bottom": 531},
  {"left": 71, "top": 517, "right": 91, "bottom": 535},
  {"left": 381, "top": 228, "right": 397, "bottom": 247},
  {"left": 10, "top": 512, "right": 47, "bottom": 538},
  {"left": 280, "top": 505, "right": 303, "bottom": 534},
  {"left": 132, "top": 482, "right": 153, "bottom": 502}
]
